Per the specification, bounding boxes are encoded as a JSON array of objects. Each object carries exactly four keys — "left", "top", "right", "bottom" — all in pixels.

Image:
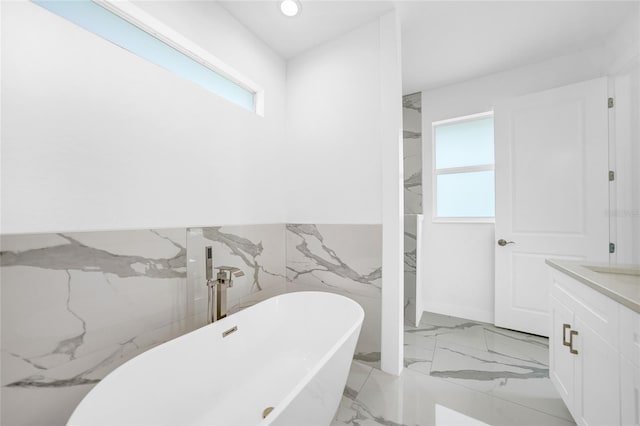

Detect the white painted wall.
[
  {"left": 285, "top": 19, "right": 382, "bottom": 224},
  {"left": 1, "top": 0, "right": 287, "bottom": 234},
  {"left": 421, "top": 47, "right": 608, "bottom": 323}
]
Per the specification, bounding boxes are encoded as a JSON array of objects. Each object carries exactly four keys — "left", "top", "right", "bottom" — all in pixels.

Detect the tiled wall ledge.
[{"left": 0, "top": 223, "right": 382, "bottom": 425}]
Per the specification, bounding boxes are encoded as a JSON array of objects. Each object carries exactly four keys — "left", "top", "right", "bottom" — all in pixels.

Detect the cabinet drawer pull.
[
  {"left": 563, "top": 323, "right": 571, "bottom": 347},
  {"left": 569, "top": 330, "right": 579, "bottom": 355}
]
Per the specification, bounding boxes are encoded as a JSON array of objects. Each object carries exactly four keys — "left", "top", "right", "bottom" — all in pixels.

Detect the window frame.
[
  {"left": 35, "top": 0, "right": 264, "bottom": 115},
  {"left": 98, "top": 0, "right": 264, "bottom": 115},
  {"left": 431, "top": 111, "right": 495, "bottom": 224}
]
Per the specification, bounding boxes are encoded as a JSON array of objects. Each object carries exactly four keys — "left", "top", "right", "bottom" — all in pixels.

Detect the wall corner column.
[{"left": 380, "top": 10, "right": 404, "bottom": 376}]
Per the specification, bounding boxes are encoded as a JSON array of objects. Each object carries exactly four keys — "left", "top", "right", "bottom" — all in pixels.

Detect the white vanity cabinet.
[
  {"left": 549, "top": 270, "right": 621, "bottom": 425},
  {"left": 549, "top": 263, "right": 640, "bottom": 425},
  {"left": 620, "top": 305, "right": 640, "bottom": 425},
  {"left": 621, "top": 356, "right": 640, "bottom": 425}
]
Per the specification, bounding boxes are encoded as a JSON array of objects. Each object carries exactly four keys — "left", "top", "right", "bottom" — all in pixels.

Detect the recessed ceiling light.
[{"left": 280, "top": 0, "right": 301, "bottom": 17}]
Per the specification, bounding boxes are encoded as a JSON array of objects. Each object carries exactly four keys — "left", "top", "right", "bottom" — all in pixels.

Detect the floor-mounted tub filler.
[{"left": 67, "top": 292, "right": 364, "bottom": 426}]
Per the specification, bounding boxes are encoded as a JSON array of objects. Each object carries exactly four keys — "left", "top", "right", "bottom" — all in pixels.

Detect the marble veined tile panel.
[
  {"left": 1, "top": 229, "right": 187, "bottom": 369},
  {"left": 286, "top": 224, "right": 381, "bottom": 295},
  {"left": 403, "top": 91, "right": 421, "bottom": 114},
  {"left": 1, "top": 229, "right": 186, "bottom": 279},
  {"left": 404, "top": 217, "right": 418, "bottom": 274},
  {"left": 404, "top": 216, "right": 418, "bottom": 324},
  {"left": 403, "top": 92, "right": 422, "bottom": 215},
  {"left": 286, "top": 224, "right": 382, "bottom": 357},
  {"left": 1, "top": 383, "right": 96, "bottom": 426},
  {"left": 1, "top": 229, "right": 189, "bottom": 425}
]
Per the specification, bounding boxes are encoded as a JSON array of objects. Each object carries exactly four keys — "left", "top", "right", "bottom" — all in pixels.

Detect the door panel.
[
  {"left": 511, "top": 101, "right": 586, "bottom": 234},
  {"left": 495, "top": 78, "right": 610, "bottom": 336},
  {"left": 511, "top": 253, "right": 554, "bottom": 314}
]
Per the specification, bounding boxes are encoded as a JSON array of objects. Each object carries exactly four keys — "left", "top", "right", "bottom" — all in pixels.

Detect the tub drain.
[{"left": 262, "top": 407, "right": 274, "bottom": 419}]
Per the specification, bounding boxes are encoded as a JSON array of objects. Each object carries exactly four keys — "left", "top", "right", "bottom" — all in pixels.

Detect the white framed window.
[
  {"left": 34, "top": 0, "right": 262, "bottom": 114},
  {"left": 432, "top": 111, "right": 495, "bottom": 222}
]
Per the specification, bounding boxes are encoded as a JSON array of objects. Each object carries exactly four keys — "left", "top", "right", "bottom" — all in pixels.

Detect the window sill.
[{"left": 432, "top": 217, "right": 495, "bottom": 224}]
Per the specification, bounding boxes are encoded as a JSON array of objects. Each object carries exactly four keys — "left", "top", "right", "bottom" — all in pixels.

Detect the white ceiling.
[
  {"left": 398, "top": 1, "right": 638, "bottom": 94},
  {"left": 219, "top": 1, "right": 638, "bottom": 94},
  {"left": 218, "top": 1, "right": 394, "bottom": 59}
]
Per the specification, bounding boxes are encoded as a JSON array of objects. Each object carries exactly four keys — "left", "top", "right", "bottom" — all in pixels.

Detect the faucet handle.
[
  {"left": 215, "top": 266, "right": 244, "bottom": 288},
  {"left": 215, "top": 266, "right": 245, "bottom": 278}
]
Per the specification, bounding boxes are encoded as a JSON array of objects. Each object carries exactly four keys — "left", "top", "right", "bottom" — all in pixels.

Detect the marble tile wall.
[
  {"left": 403, "top": 92, "right": 422, "bottom": 215},
  {"left": 1, "top": 223, "right": 383, "bottom": 425},
  {"left": 285, "top": 224, "right": 382, "bottom": 360},
  {"left": 403, "top": 92, "right": 424, "bottom": 328},
  {"left": 404, "top": 215, "right": 418, "bottom": 325},
  {"left": 0, "top": 229, "right": 189, "bottom": 426}
]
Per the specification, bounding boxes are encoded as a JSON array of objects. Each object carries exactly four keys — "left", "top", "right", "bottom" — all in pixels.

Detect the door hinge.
[
  {"left": 609, "top": 242, "right": 616, "bottom": 254},
  {"left": 609, "top": 170, "right": 615, "bottom": 181},
  {"left": 608, "top": 97, "right": 615, "bottom": 108}
]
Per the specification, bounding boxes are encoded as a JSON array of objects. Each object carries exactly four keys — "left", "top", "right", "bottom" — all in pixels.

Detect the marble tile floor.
[{"left": 332, "top": 312, "right": 575, "bottom": 426}]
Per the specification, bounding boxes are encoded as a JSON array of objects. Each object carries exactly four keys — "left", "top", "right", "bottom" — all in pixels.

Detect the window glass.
[
  {"left": 436, "top": 170, "right": 495, "bottom": 218},
  {"left": 34, "top": 0, "right": 255, "bottom": 111},
  {"left": 435, "top": 117, "right": 494, "bottom": 169},
  {"left": 433, "top": 114, "right": 495, "bottom": 219}
]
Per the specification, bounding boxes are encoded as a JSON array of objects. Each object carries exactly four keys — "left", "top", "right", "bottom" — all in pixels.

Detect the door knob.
[{"left": 498, "top": 239, "right": 515, "bottom": 246}]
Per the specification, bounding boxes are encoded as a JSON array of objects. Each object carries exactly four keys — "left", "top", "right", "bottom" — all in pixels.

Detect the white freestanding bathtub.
[{"left": 67, "top": 291, "right": 364, "bottom": 426}]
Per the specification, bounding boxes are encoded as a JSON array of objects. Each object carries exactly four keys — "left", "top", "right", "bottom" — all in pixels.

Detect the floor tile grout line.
[
  {"left": 483, "top": 325, "right": 550, "bottom": 351},
  {"left": 426, "top": 334, "right": 437, "bottom": 372},
  {"left": 479, "top": 324, "right": 550, "bottom": 367},
  {"left": 430, "top": 333, "right": 440, "bottom": 374},
  {"left": 351, "top": 361, "right": 375, "bottom": 399},
  {"left": 423, "top": 325, "right": 548, "bottom": 368},
  {"left": 360, "top": 363, "right": 374, "bottom": 394},
  {"left": 432, "top": 326, "right": 495, "bottom": 355},
  {"left": 436, "top": 334, "right": 547, "bottom": 369},
  {"left": 482, "top": 325, "right": 490, "bottom": 353}
]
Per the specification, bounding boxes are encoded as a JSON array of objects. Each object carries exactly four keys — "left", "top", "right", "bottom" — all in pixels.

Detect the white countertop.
[{"left": 546, "top": 259, "right": 640, "bottom": 314}]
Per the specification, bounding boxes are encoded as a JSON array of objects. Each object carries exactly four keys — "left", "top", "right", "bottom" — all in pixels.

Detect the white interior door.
[{"left": 494, "top": 77, "right": 610, "bottom": 336}]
